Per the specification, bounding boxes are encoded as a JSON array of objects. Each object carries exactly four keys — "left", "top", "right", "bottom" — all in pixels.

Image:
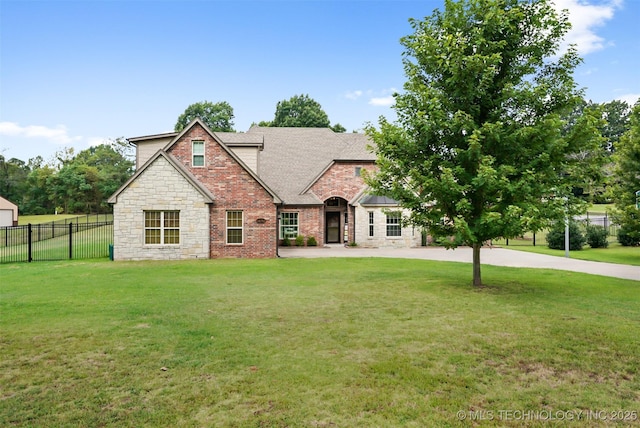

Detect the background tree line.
[
  {"left": 0, "top": 92, "right": 635, "bottom": 225},
  {"left": 0, "top": 139, "right": 134, "bottom": 215},
  {"left": 0, "top": 94, "right": 343, "bottom": 216}
]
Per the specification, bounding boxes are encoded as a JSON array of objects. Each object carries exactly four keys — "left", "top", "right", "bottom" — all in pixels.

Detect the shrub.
[
  {"left": 282, "top": 237, "right": 291, "bottom": 247},
  {"left": 434, "top": 234, "right": 464, "bottom": 247},
  {"left": 618, "top": 226, "right": 640, "bottom": 247},
  {"left": 295, "top": 235, "right": 305, "bottom": 247},
  {"left": 546, "top": 221, "right": 585, "bottom": 251},
  {"left": 586, "top": 225, "right": 609, "bottom": 248},
  {"left": 592, "top": 192, "right": 612, "bottom": 204},
  {"left": 306, "top": 236, "right": 317, "bottom": 246}
]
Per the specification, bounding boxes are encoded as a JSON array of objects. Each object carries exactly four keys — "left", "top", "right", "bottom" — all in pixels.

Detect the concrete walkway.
[{"left": 278, "top": 245, "right": 640, "bottom": 281}]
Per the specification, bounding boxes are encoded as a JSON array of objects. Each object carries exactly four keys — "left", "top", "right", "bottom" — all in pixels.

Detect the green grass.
[
  {"left": 587, "top": 203, "right": 614, "bottom": 215},
  {"left": 493, "top": 238, "right": 640, "bottom": 266},
  {"left": 1, "top": 258, "right": 639, "bottom": 426},
  {"left": 18, "top": 214, "right": 113, "bottom": 226},
  {"left": 18, "top": 214, "right": 80, "bottom": 225},
  {"left": 489, "top": 204, "right": 640, "bottom": 266},
  {"left": 1, "top": 224, "right": 113, "bottom": 261}
]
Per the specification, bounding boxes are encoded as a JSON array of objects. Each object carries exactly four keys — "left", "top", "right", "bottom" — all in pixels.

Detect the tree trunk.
[{"left": 472, "top": 242, "right": 482, "bottom": 286}]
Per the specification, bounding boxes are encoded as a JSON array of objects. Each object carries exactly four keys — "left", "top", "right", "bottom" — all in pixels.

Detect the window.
[
  {"left": 326, "top": 197, "right": 340, "bottom": 207},
  {"left": 226, "top": 211, "right": 243, "bottom": 244},
  {"left": 355, "top": 167, "right": 362, "bottom": 177},
  {"left": 280, "top": 212, "right": 299, "bottom": 239},
  {"left": 386, "top": 212, "right": 401, "bottom": 237},
  {"left": 192, "top": 140, "right": 204, "bottom": 167},
  {"left": 368, "top": 211, "right": 374, "bottom": 237},
  {"left": 145, "top": 211, "right": 180, "bottom": 244}
]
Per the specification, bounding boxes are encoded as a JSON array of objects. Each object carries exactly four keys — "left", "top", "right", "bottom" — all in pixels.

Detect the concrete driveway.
[{"left": 278, "top": 245, "right": 640, "bottom": 281}]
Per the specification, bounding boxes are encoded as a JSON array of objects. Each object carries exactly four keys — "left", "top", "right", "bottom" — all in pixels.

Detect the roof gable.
[
  {"left": 0, "top": 195, "right": 18, "bottom": 210},
  {"left": 107, "top": 150, "right": 215, "bottom": 204},
  {"left": 247, "top": 126, "right": 375, "bottom": 204},
  {"left": 123, "top": 122, "right": 376, "bottom": 206},
  {"left": 163, "top": 119, "right": 281, "bottom": 204}
]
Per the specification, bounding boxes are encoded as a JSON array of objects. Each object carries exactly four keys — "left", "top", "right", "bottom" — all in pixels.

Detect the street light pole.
[{"left": 565, "top": 214, "right": 569, "bottom": 258}]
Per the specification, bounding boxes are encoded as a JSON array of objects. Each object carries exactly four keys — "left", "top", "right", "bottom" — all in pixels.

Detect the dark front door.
[{"left": 326, "top": 212, "right": 341, "bottom": 243}]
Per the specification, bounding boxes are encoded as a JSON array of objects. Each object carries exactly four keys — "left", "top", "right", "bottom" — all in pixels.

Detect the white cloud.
[
  {"left": 86, "top": 137, "right": 110, "bottom": 147},
  {"left": 0, "top": 122, "right": 82, "bottom": 145},
  {"left": 368, "top": 88, "right": 398, "bottom": 107},
  {"left": 369, "top": 96, "right": 396, "bottom": 107},
  {"left": 554, "top": 0, "right": 622, "bottom": 55},
  {"left": 345, "top": 90, "right": 363, "bottom": 100},
  {"left": 615, "top": 93, "right": 640, "bottom": 106}
]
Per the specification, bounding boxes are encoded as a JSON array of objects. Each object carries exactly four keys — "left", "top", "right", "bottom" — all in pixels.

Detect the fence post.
[
  {"left": 28, "top": 223, "right": 33, "bottom": 262},
  {"left": 69, "top": 222, "right": 73, "bottom": 260}
]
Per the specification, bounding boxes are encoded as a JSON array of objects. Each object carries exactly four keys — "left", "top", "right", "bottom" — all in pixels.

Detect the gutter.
[{"left": 276, "top": 203, "right": 282, "bottom": 258}]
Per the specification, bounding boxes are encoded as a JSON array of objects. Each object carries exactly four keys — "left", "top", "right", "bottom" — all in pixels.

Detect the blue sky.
[{"left": 1, "top": 0, "right": 639, "bottom": 163}]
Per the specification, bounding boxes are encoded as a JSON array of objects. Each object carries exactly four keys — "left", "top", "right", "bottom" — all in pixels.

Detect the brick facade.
[
  {"left": 308, "top": 161, "right": 375, "bottom": 202},
  {"left": 308, "top": 161, "right": 375, "bottom": 245},
  {"left": 279, "top": 205, "right": 323, "bottom": 245},
  {"left": 110, "top": 120, "right": 422, "bottom": 260},
  {"left": 167, "top": 123, "right": 278, "bottom": 258}
]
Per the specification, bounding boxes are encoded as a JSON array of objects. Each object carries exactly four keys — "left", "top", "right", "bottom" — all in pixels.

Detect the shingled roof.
[
  {"left": 127, "top": 121, "right": 378, "bottom": 206},
  {"left": 233, "top": 126, "right": 376, "bottom": 205}
]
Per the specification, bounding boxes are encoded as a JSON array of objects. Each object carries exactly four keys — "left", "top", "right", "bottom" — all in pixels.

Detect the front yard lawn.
[{"left": 1, "top": 258, "right": 639, "bottom": 426}]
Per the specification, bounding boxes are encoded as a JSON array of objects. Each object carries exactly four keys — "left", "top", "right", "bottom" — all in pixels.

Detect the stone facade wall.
[
  {"left": 168, "top": 123, "right": 277, "bottom": 258},
  {"left": 112, "top": 156, "right": 210, "bottom": 260},
  {"left": 354, "top": 205, "right": 423, "bottom": 248}
]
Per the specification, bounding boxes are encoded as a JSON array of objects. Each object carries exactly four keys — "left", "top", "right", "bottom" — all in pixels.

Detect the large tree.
[
  {"left": 366, "top": 0, "right": 589, "bottom": 286},
  {"left": 72, "top": 140, "right": 135, "bottom": 211},
  {"left": 0, "top": 155, "right": 29, "bottom": 207},
  {"left": 610, "top": 102, "right": 640, "bottom": 245},
  {"left": 175, "top": 101, "right": 235, "bottom": 132},
  {"left": 261, "top": 94, "right": 346, "bottom": 131},
  {"left": 601, "top": 99, "right": 632, "bottom": 152}
]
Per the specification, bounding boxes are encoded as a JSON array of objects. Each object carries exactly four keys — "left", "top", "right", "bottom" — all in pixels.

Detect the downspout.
[{"left": 276, "top": 204, "right": 281, "bottom": 258}]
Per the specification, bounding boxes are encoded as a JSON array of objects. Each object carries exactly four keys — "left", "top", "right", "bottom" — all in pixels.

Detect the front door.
[{"left": 326, "top": 212, "right": 341, "bottom": 243}]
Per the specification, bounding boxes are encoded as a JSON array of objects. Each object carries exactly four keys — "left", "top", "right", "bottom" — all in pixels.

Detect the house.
[
  {"left": 0, "top": 195, "right": 19, "bottom": 227},
  {"left": 108, "top": 119, "right": 421, "bottom": 261}
]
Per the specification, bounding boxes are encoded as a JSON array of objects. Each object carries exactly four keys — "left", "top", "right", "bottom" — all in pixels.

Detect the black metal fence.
[
  {"left": 496, "top": 213, "right": 619, "bottom": 247},
  {"left": 0, "top": 221, "right": 113, "bottom": 263}
]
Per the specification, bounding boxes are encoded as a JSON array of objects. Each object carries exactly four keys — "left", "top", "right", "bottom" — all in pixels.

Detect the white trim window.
[
  {"left": 386, "top": 212, "right": 402, "bottom": 237},
  {"left": 280, "top": 212, "right": 299, "bottom": 239},
  {"left": 226, "top": 210, "right": 243, "bottom": 244},
  {"left": 144, "top": 211, "right": 180, "bottom": 244},
  {"left": 368, "top": 211, "right": 374, "bottom": 237},
  {"left": 192, "top": 140, "right": 205, "bottom": 167}
]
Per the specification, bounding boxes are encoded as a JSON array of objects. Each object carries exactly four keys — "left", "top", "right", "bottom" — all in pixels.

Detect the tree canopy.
[
  {"left": 365, "top": 0, "right": 591, "bottom": 286},
  {"left": 175, "top": 101, "right": 235, "bottom": 132},
  {"left": 1, "top": 140, "right": 134, "bottom": 215},
  {"left": 610, "top": 101, "right": 640, "bottom": 245},
  {"left": 260, "top": 94, "right": 345, "bottom": 132}
]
